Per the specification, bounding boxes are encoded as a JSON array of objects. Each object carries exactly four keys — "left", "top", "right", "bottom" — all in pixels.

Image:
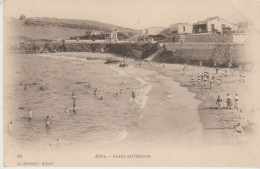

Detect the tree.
[{"left": 19, "top": 14, "right": 26, "bottom": 20}]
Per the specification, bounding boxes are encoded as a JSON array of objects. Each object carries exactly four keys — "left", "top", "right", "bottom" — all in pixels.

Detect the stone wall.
[
  {"left": 156, "top": 43, "right": 246, "bottom": 67},
  {"left": 184, "top": 34, "right": 234, "bottom": 43}
]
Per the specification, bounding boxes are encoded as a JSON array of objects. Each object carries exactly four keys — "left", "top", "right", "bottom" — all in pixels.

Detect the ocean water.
[{"left": 4, "top": 53, "right": 203, "bottom": 151}]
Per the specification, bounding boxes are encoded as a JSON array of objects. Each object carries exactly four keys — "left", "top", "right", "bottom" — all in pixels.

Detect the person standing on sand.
[
  {"left": 28, "top": 109, "right": 33, "bottom": 120},
  {"left": 73, "top": 101, "right": 76, "bottom": 113},
  {"left": 234, "top": 94, "right": 239, "bottom": 110},
  {"left": 197, "top": 73, "right": 201, "bottom": 85},
  {"left": 183, "top": 63, "right": 187, "bottom": 72},
  {"left": 46, "top": 116, "right": 51, "bottom": 127},
  {"left": 203, "top": 75, "right": 208, "bottom": 87},
  {"left": 216, "top": 96, "right": 222, "bottom": 110},
  {"left": 242, "top": 71, "right": 246, "bottom": 83},
  {"left": 8, "top": 121, "right": 13, "bottom": 132},
  {"left": 210, "top": 78, "right": 214, "bottom": 89},
  {"left": 238, "top": 65, "right": 242, "bottom": 73},
  {"left": 217, "top": 78, "right": 221, "bottom": 86},
  {"left": 236, "top": 123, "right": 244, "bottom": 134},
  {"left": 199, "top": 61, "right": 202, "bottom": 67},
  {"left": 212, "top": 74, "right": 216, "bottom": 81},
  {"left": 191, "top": 76, "right": 195, "bottom": 86},
  {"left": 132, "top": 91, "right": 136, "bottom": 101},
  {"left": 226, "top": 94, "right": 232, "bottom": 109},
  {"left": 214, "top": 62, "right": 217, "bottom": 67},
  {"left": 228, "top": 62, "right": 232, "bottom": 68},
  {"left": 201, "top": 74, "right": 204, "bottom": 82},
  {"left": 225, "top": 67, "right": 228, "bottom": 77},
  {"left": 216, "top": 67, "right": 219, "bottom": 74},
  {"left": 24, "top": 84, "right": 27, "bottom": 91}
]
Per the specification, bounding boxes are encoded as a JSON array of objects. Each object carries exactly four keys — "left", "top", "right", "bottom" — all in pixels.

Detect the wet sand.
[
  {"left": 3, "top": 52, "right": 260, "bottom": 167},
  {"left": 139, "top": 61, "right": 260, "bottom": 145}
]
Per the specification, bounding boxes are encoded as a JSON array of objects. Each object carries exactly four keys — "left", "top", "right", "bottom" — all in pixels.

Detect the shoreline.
[
  {"left": 6, "top": 52, "right": 259, "bottom": 145},
  {"left": 4, "top": 52, "right": 260, "bottom": 167},
  {"left": 137, "top": 61, "right": 259, "bottom": 144},
  {"left": 108, "top": 60, "right": 203, "bottom": 147}
]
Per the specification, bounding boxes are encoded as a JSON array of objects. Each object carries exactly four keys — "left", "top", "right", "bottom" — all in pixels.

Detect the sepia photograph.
[{"left": 2, "top": 0, "right": 260, "bottom": 167}]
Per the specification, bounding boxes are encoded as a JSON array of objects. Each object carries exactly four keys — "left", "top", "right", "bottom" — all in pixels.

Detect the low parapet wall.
[{"left": 10, "top": 42, "right": 159, "bottom": 59}]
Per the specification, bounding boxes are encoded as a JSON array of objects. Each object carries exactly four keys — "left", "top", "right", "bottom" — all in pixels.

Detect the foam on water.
[
  {"left": 134, "top": 77, "right": 152, "bottom": 109},
  {"left": 4, "top": 54, "right": 204, "bottom": 152}
]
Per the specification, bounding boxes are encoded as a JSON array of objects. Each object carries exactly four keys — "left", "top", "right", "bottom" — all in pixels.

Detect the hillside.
[{"left": 6, "top": 17, "right": 139, "bottom": 41}]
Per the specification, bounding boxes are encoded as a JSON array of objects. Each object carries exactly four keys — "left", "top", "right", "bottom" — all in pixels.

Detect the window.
[
  {"left": 211, "top": 24, "right": 214, "bottom": 31},
  {"left": 183, "top": 26, "right": 185, "bottom": 32}
]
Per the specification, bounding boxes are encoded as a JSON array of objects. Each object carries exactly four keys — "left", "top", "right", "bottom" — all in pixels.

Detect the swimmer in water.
[
  {"left": 46, "top": 116, "right": 51, "bottom": 127},
  {"left": 132, "top": 91, "right": 136, "bottom": 101},
  {"left": 72, "top": 92, "right": 76, "bottom": 100},
  {"left": 94, "top": 88, "right": 97, "bottom": 96},
  {"left": 65, "top": 107, "right": 69, "bottom": 113},
  {"left": 39, "top": 85, "right": 46, "bottom": 91},
  {"left": 214, "top": 62, "right": 217, "bottom": 67},
  {"left": 28, "top": 109, "right": 33, "bottom": 120}
]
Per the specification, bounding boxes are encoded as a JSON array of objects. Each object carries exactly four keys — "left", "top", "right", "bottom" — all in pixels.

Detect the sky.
[{"left": 3, "top": 0, "right": 260, "bottom": 30}]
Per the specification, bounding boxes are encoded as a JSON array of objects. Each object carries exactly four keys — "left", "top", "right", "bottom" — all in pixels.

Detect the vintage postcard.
[{"left": 2, "top": 0, "right": 260, "bottom": 167}]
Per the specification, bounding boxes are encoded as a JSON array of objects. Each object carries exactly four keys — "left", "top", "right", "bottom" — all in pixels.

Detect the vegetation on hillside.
[{"left": 7, "top": 17, "right": 139, "bottom": 41}]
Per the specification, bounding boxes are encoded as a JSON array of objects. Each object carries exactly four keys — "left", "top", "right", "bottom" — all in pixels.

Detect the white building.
[
  {"left": 170, "top": 23, "right": 193, "bottom": 34},
  {"left": 193, "top": 16, "right": 238, "bottom": 34},
  {"left": 103, "top": 29, "right": 118, "bottom": 43},
  {"left": 142, "top": 27, "right": 167, "bottom": 35}
]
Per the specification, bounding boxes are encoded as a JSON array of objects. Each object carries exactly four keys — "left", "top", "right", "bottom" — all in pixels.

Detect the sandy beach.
[{"left": 3, "top": 52, "right": 260, "bottom": 167}]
